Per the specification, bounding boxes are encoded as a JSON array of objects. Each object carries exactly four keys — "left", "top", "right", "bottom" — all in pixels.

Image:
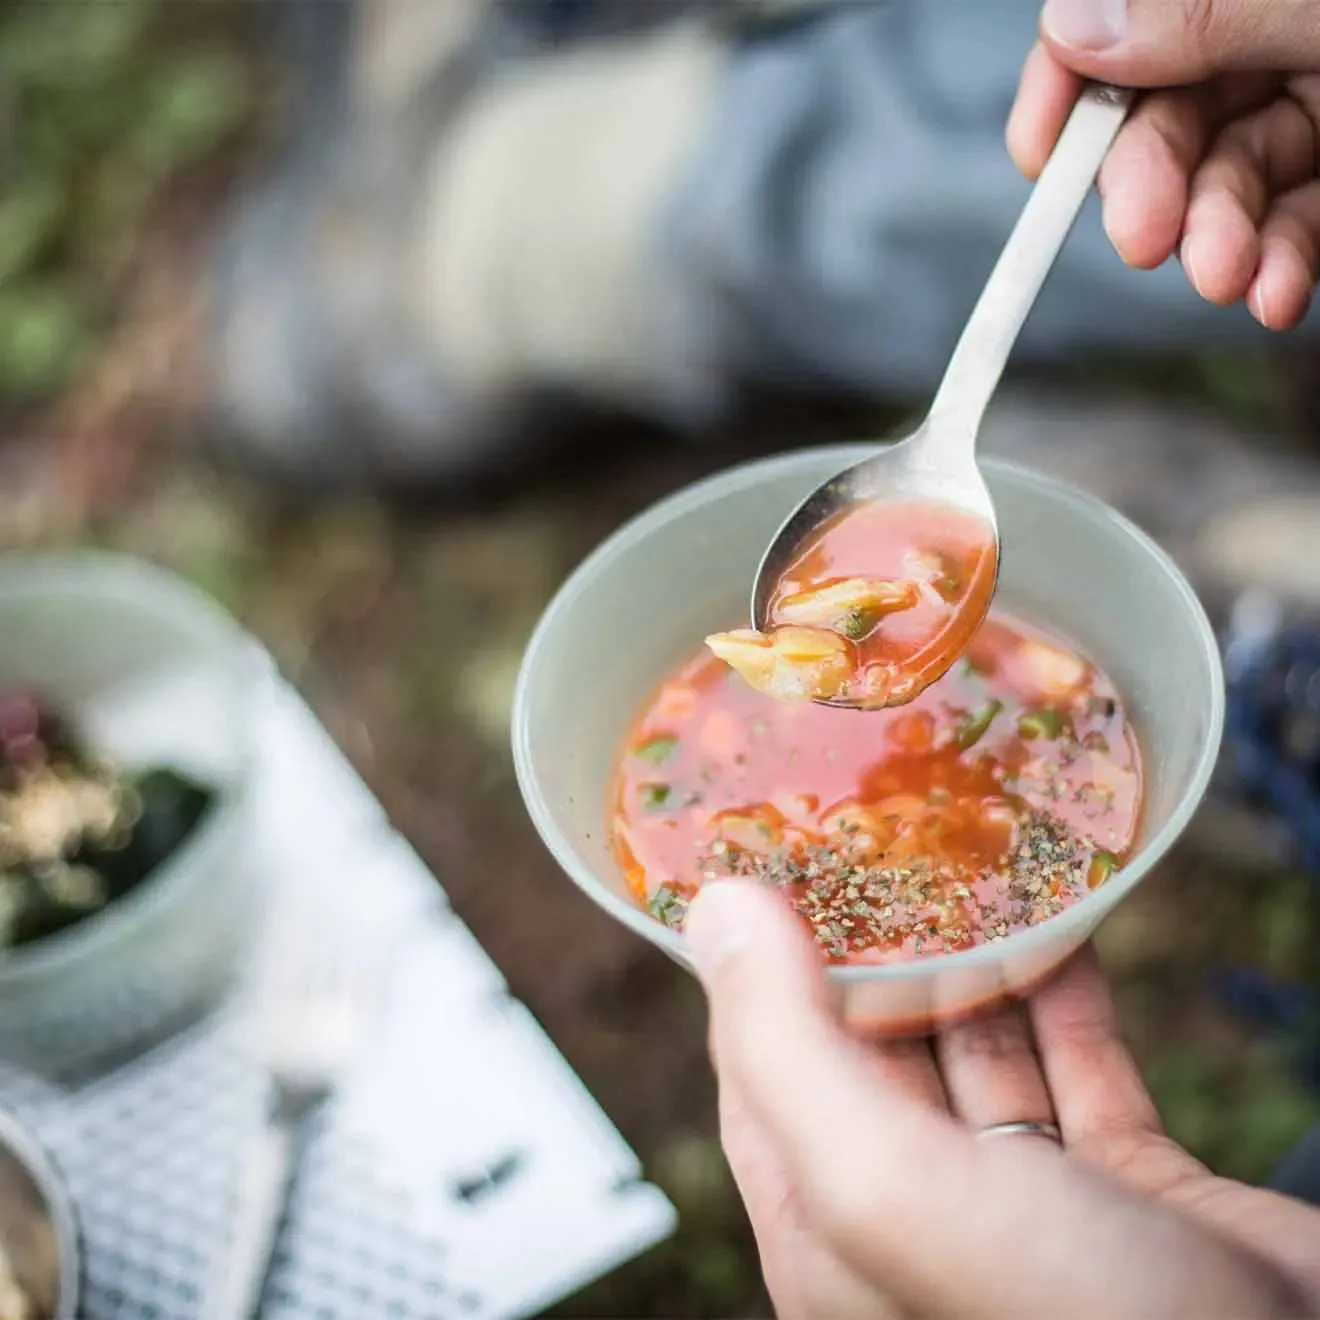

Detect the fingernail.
[
  {"left": 1180, "top": 237, "right": 1204, "bottom": 296},
  {"left": 1042, "top": 0, "right": 1126, "bottom": 50},
  {"left": 1249, "top": 279, "right": 1272, "bottom": 329},
  {"left": 685, "top": 883, "right": 754, "bottom": 985}
]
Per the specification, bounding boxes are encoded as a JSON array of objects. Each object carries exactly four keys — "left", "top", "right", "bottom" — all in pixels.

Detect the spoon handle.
[{"left": 926, "top": 82, "right": 1134, "bottom": 454}]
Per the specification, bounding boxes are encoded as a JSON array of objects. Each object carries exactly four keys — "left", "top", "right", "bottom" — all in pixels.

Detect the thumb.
[
  {"left": 685, "top": 885, "right": 1308, "bottom": 1320},
  {"left": 684, "top": 881, "right": 955, "bottom": 1199},
  {"left": 685, "top": 879, "right": 847, "bottom": 1079},
  {"left": 1040, "top": 0, "right": 1320, "bottom": 83}
]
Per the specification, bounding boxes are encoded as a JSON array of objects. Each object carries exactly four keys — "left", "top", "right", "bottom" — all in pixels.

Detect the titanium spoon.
[{"left": 751, "top": 83, "right": 1135, "bottom": 705}]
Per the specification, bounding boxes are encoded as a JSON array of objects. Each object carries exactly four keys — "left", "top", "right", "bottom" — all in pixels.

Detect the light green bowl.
[
  {"left": 513, "top": 447, "right": 1224, "bottom": 1032},
  {"left": 0, "top": 552, "right": 269, "bottom": 1075}
]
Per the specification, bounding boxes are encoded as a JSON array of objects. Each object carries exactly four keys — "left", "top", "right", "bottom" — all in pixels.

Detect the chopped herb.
[
  {"left": 1018, "top": 709, "right": 1065, "bottom": 740},
  {"left": 635, "top": 735, "right": 678, "bottom": 766},
  {"left": 641, "top": 783, "right": 672, "bottom": 811},
  {"left": 839, "top": 607, "right": 878, "bottom": 641},
  {"left": 955, "top": 700, "right": 1003, "bottom": 751},
  {"left": 648, "top": 884, "right": 687, "bottom": 925},
  {"left": 1087, "top": 849, "right": 1119, "bottom": 890}
]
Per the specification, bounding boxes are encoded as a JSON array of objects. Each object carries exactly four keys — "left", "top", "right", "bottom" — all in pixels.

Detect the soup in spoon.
[{"left": 708, "top": 498, "right": 997, "bottom": 709}]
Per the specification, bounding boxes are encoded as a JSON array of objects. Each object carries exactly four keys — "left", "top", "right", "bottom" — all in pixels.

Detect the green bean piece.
[
  {"left": 955, "top": 700, "right": 1003, "bottom": 751},
  {"left": 635, "top": 735, "right": 678, "bottom": 766},
  {"left": 1018, "top": 709, "right": 1065, "bottom": 740},
  {"left": 641, "top": 783, "right": 672, "bottom": 811},
  {"left": 1087, "top": 849, "right": 1120, "bottom": 890}
]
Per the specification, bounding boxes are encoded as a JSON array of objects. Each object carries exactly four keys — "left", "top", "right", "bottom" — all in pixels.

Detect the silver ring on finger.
[{"left": 977, "top": 1120, "right": 1063, "bottom": 1145}]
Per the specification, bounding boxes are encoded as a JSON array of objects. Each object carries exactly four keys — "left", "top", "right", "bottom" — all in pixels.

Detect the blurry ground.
[{"left": 6, "top": 6, "right": 1320, "bottom": 1316}]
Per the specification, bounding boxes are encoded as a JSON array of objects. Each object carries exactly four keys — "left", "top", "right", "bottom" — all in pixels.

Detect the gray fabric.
[
  {"left": 208, "top": 0, "right": 1320, "bottom": 490},
  {"left": 663, "top": 0, "right": 1315, "bottom": 399}
]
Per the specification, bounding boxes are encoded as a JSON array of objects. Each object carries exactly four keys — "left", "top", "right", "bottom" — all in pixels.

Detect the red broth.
[
  {"left": 707, "top": 499, "right": 997, "bottom": 709},
  {"left": 613, "top": 612, "right": 1141, "bottom": 964}
]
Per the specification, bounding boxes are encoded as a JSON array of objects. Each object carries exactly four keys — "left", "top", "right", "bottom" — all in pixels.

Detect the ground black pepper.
[{"left": 681, "top": 806, "right": 1101, "bottom": 960}]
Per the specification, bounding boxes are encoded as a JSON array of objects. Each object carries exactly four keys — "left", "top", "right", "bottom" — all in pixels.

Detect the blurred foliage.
[
  {"left": 0, "top": 0, "right": 252, "bottom": 401},
  {"left": 1150, "top": 1044, "right": 1320, "bottom": 1185},
  {"left": 1024, "top": 347, "right": 1288, "bottom": 433}
]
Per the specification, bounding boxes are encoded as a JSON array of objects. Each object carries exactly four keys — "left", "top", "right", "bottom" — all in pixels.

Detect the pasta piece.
[
  {"left": 906, "top": 548, "right": 964, "bottom": 600},
  {"left": 870, "top": 793, "right": 929, "bottom": 827},
  {"left": 820, "top": 800, "right": 889, "bottom": 857},
  {"left": 705, "top": 627, "right": 853, "bottom": 703},
  {"left": 711, "top": 808, "right": 783, "bottom": 855},
  {"left": 776, "top": 577, "right": 919, "bottom": 639},
  {"left": 1017, "top": 637, "right": 1088, "bottom": 699}
]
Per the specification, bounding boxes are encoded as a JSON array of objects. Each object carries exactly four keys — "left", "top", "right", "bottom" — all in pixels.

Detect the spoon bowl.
[
  {"left": 751, "top": 416, "right": 998, "bottom": 630},
  {"left": 752, "top": 83, "right": 1133, "bottom": 704}
]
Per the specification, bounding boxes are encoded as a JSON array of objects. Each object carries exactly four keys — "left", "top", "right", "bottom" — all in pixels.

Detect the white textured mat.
[{"left": 0, "top": 681, "right": 675, "bottom": 1319}]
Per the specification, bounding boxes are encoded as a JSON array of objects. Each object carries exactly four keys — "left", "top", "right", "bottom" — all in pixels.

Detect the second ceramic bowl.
[{"left": 0, "top": 553, "right": 268, "bottom": 1076}]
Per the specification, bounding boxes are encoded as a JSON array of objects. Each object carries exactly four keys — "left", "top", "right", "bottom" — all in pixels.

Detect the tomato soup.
[
  {"left": 707, "top": 499, "right": 996, "bottom": 709},
  {"left": 612, "top": 613, "right": 1141, "bottom": 963}
]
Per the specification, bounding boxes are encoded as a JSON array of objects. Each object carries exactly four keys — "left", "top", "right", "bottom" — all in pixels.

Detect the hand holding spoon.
[{"left": 708, "top": 83, "right": 1135, "bottom": 710}]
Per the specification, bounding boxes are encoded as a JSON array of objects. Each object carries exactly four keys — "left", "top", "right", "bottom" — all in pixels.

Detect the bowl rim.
[
  {"left": 0, "top": 1102, "right": 82, "bottom": 1318},
  {"left": 0, "top": 551, "right": 269, "bottom": 981},
  {"left": 512, "top": 445, "right": 1226, "bottom": 983}
]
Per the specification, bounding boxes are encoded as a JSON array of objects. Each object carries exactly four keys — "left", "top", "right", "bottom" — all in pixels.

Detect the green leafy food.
[
  {"left": 0, "top": 691, "right": 218, "bottom": 948},
  {"left": 839, "top": 607, "right": 878, "bottom": 641},
  {"left": 955, "top": 700, "right": 1003, "bottom": 751},
  {"left": 635, "top": 735, "right": 678, "bottom": 766},
  {"left": 1018, "top": 709, "right": 1066, "bottom": 740},
  {"left": 1087, "top": 849, "right": 1120, "bottom": 890},
  {"left": 641, "top": 783, "right": 672, "bottom": 811},
  {"left": 75, "top": 768, "right": 215, "bottom": 902},
  {"left": 648, "top": 884, "right": 687, "bottom": 926},
  {"left": 1, "top": 861, "right": 107, "bottom": 946}
]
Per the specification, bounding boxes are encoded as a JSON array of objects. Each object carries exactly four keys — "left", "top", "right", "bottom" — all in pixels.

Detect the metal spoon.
[{"left": 752, "top": 83, "right": 1135, "bottom": 694}]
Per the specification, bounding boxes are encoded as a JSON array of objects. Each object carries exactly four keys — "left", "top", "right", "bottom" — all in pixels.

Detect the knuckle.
[
  {"left": 949, "top": 1017, "right": 1034, "bottom": 1065},
  {"left": 1129, "top": 90, "right": 1206, "bottom": 173},
  {"left": 1285, "top": 75, "right": 1320, "bottom": 131},
  {"left": 1188, "top": 145, "right": 1263, "bottom": 218},
  {"left": 1265, "top": 203, "right": 1320, "bottom": 273},
  {"left": 1180, "top": 0, "right": 1220, "bottom": 45}
]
